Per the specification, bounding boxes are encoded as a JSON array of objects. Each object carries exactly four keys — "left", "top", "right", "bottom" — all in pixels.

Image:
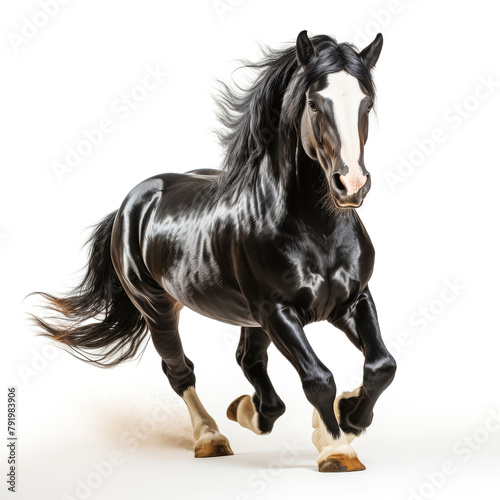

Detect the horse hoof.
[
  {"left": 194, "top": 436, "right": 234, "bottom": 458},
  {"left": 318, "top": 454, "right": 366, "bottom": 473},
  {"left": 227, "top": 395, "right": 249, "bottom": 422}
]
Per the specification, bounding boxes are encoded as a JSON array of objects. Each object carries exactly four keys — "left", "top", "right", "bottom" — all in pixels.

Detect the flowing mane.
[{"left": 214, "top": 35, "right": 377, "bottom": 194}]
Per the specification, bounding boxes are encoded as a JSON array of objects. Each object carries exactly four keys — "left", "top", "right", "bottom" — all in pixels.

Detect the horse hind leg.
[
  {"left": 151, "top": 303, "right": 233, "bottom": 458},
  {"left": 117, "top": 270, "right": 233, "bottom": 458},
  {"left": 183, "top": 386, "right": 233, "bottom": 458},
  {"left": 111, "top": 204, "right": 232, "bottom": 458},
  {"left": 227, "top": 327, "right": 286, "bottom": 435}
]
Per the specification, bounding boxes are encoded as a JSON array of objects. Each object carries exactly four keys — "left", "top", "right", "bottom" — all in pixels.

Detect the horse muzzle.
[{"left": 331, "top": 171, "right": 371, "bottom": 208}]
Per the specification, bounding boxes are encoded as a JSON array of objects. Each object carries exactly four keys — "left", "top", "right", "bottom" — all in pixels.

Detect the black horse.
[{"left": 33, "top": 31, "right": 396, "bottom": 472}]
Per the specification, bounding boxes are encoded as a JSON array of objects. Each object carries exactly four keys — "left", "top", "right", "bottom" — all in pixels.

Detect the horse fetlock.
[
  {"left": 334, "top": 384, "right": 375, "bottom": 432},
  {"left": 311, "top": 409, "right": 364, "bottom": 472},
  {"left": 258, "top": 395, "right": 286, "bottom": 421},
  {"left": 227, "top": 394, "right": 268, "bottom": 435},
  {"left": 346, "top": 405, "right": 374, "bottom": 431}
]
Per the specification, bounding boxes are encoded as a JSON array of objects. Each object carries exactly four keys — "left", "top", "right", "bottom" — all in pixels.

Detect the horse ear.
[
  {"left": 359, "top": 33, "right": 383, "bottom": 70},
  {"left": 296, "top": 30, "right": 318, "bottom": 67}
]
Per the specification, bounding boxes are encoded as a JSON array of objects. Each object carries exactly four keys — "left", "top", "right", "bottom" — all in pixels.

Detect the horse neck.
[{"left": 263, "top": 136, "right": 336, "bottom": 231}]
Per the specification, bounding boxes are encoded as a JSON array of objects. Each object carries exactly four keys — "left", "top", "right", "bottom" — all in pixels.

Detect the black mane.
[{"left": 214, "top": 35, "right": 376, "bottom": 194}]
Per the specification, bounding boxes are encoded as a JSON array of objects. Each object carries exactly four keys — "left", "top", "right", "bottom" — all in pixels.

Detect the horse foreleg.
[
  {"left": 258, "top": 306, "right": 365, "bottom": 472},
  {"left": 330, "top": 286, "right": 396, "bottom": 440}
]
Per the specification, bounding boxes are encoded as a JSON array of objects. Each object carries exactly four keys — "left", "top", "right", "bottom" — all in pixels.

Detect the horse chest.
[{"left": 280, "top": 228, "right": 375, "bottom": 323}]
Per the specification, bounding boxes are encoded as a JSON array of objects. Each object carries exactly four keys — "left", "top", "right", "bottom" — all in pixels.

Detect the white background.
[{"left": 1, "top": 1, "right": 500, "bottom": 499}]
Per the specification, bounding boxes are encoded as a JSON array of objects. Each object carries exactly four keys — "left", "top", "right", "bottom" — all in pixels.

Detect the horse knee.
[
  {"left": 364, "top": 354, "right": 396, "bottom": 393},
  {"left": 383, "top": 355, "right": 397, "bottom": 382}
]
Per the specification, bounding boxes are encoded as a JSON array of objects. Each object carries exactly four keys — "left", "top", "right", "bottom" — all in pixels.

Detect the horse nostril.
[{"left": 333, "top": 174, "right": 347, "bottom": 193}]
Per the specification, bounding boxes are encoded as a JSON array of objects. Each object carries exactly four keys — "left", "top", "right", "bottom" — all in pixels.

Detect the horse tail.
[{"left": 30, "top": 211, "right": 149, "bottom": 367}]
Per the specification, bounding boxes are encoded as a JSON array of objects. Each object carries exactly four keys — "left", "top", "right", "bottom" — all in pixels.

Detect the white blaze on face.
[{"left": 318, "top": 71, "right": 367, "bottom": 195}]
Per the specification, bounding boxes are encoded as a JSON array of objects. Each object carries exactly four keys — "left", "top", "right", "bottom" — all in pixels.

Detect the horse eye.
[{"left": 308, "top": 100, "right": 318, "bottom": 112}]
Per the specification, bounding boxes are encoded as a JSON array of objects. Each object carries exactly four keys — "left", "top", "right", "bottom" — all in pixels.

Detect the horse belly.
[{"left": 161, "top": 272, "right": 259, "bottom": 328}]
